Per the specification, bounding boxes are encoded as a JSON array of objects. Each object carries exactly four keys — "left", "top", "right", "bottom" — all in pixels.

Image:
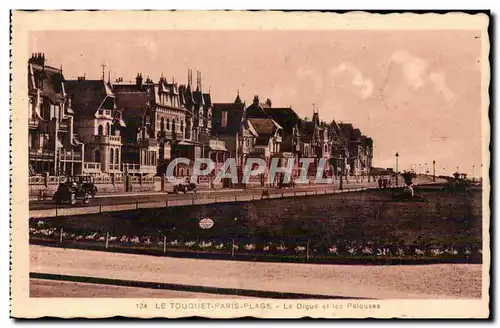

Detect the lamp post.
[
  {"left": 472, "top": 165, "right": 475, "bottom": 182},
  {"left": 432, "top": 160, "right": 436, "bottom": 182},
  {"left": 339, "top": 147, "right": 344, "bottom": 191},
  {"left": 395, "top": 152, "right": 399, "bottom": 187}
]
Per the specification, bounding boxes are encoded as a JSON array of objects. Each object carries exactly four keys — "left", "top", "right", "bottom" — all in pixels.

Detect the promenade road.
[
  {"left": 30, "top": 245, "right": 481, "bottom": 299},
  {"left": 30, "top": 180, "right": 378, "bottom": 211}
]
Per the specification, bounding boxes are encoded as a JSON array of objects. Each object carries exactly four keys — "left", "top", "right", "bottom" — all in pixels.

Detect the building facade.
[
  {"left": 27, "top": 55, "right": 373, "bottom": 185},
  {"left": 28, "top": 53, "right": 84, "bottom": 177},
  {"left": 65, "top": 78, "right": 125, "bottom": 177}
]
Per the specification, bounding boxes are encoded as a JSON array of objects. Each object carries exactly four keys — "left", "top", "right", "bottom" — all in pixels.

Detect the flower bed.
[{"left": 29, "top": 221, "right": 482, "bottom": 264}]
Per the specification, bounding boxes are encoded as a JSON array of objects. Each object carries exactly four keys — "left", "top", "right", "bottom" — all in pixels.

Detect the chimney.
[
  {"left": 197, "top": 71, "right": 202, "bottom": 91},
  {"left": 28, "top": 53, "right": 46, "bottom": 67},
  {"left": 253, "top": 95, "right": 259, "bottom": 105},
  {"left": 136, "top": 73, "right": 143, "bottom": 89}
]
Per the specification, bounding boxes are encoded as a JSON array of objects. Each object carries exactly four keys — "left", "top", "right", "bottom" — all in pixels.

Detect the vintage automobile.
[
  {"left": 68, "top": 176, "right": 98, "bottom": 197},
  {"left": 173, "top": 180, "right": 197, "bottom": 194},
  {"left": 53, "top": 176, "right": 98, "bottom": 205}
]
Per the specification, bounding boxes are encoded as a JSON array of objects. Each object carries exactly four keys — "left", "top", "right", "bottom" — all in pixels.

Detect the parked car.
[
  {"left": 173, "top": 180, "right": 197, "bottom": 194},
  {"left": 66, "top": 175, "right": 98, "bottom": 197},
  {"left": 53, "top": 176, "right": 97, "bottom": 205}
]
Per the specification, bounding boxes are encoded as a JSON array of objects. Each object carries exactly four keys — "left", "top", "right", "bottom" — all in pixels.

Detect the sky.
[{"left": 30, "top": 30, "right": 485, "bottom": 177}]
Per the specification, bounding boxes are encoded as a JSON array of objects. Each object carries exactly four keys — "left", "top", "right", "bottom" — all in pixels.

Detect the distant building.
[
  {"left": 28, "top": 53, "right": 84, "bottom": 177},
  {"left": 212, "top": 92, "right": 249, "bottom": 167},
  {"left": 338, "top": 123, "right": 373, "bottom": 178}
]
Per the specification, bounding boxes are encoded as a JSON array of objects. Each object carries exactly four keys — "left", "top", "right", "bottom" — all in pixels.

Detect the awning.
[
  {"left": 178, "top": 140, "right": 198, "bottom": 146},
  {"left": 71, "top": 136, "right": 83, "bottom": 146},
  {"left": 209, "top": 144, "right": 228, "bottom": 152},
  {"left": 114, "top": 118, "right": 127, "bottom": 127}
]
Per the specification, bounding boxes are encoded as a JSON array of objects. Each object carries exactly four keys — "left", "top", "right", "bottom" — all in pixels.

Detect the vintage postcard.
[{"left": 10, "top": 10, "right": 490, "bottom": 319}]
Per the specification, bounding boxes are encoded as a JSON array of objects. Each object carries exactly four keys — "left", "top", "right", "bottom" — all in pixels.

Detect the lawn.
[{"left": 29, "top": 187, "right": 483, "bottom": 263}]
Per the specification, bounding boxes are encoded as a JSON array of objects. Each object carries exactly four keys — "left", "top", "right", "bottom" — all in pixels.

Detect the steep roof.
[
  {"left": 212, "top": 102, "right": 246, "bottom": 136},
  {"left": 234, "top": 93, "right": 243, "bottom": 104},
  {"left": 65, "top": 79, "right": 113, "bottom": 117},
  {"left": 263, "top": 107, "right": 300, "bottom": 134},
  {"left": 30, "top": 63, "right": 66, "bottom": 104},
  {"left": 193, "top": 91, "right": 204, "bottom": 106},
  {"left": 329, "top": 120, "right": 343, "bottom": 139},
  {"left": 352, "top": 128, "right": 362, "bottom": 140},
  {"left": 338, "top": 123, "right": 354, "bottom": 139},
  {"left": 300, "top": 120, "right": 316, "bottom": 140},
  {"left": 245, "top": 102, "right": 268, "bottom": 118},
  {"left": 114, "top": 91, "right": 150, "bottom": 125},
  {"left": 203, "top": 93, "right": 212, "bottom": 107},
  {"left": 247, "top": 118, "right": 280, "bottom": 136}
]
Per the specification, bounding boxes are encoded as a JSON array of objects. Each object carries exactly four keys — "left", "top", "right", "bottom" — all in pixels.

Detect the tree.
[{"left": 401, "top": 171, "right": 417, "bottom": 186}]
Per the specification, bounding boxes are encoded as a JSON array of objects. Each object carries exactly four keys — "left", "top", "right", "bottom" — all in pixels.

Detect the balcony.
[
  {"left": 122, "top": 163, "right": 157, "bottom": 174},
  {"left": 136, "top": 138, "right": 159, "bottom": 148},
  {"left": 59, "top": 118, "right": 70, "bottom": 132},
  {"left": 208, "top": 139, "right": 227, "bottom": 151},
  {"left": 157, "top": 130, "right": 174, "bottom": 140},
  {"left": 59, "top": 150, "right": 82, "bottom": 161},
  {"left": 109, "top": 163, "right": 121, "bottom": 172},
  {"left": 83, "top": 162, "right": 101, "bottom": 174},
  {"left": 28, "top": 117, "right": 39, "bottom": 129},
  {"left": 29, "top": 148, "right": 55, "bottom": 161},
  {"left": 28, "top": 118, "right": 49, "bottom": 132},
  {"left": 92, "top": 134, "right": 122, "bottom": 145}
]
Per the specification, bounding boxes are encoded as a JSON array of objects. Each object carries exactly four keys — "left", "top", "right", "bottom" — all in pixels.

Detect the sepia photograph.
[{"left": 10, "top": 10, "right": 490, "bottom": 319}]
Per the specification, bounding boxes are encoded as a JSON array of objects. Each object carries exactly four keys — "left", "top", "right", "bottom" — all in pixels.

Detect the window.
[
  {"left": 181, "top": 120, "right": 184, "bottom": 133},
  {"left": 98, "top": 125, "right": 103, "bottom": 135},
  {"left": 105, "top": 110, "right": 111, "bottom": 116},
  {"left": 95, "top": 150, "right": 101, "bottom": 163},
  {"left": 106, "top": 122, "right": 111, "bottom": 135},
  {"left": 110, "top": 148, "right": 114, "bottom": 165},
  {"left": 167, "top": 118, "right": 170, "bottom": 130},
  {"left": 161, "top": 118, "right": 165, "bottom": 131},
  {"left": 98, "top": 110, "right": 103, "bottom": 116},
  {"left": 221, "top": 111, "right": 228, "bottom": 128},
  {"left": 111, "top": 124, "right": 116, "bottom": 136},
  {"left": 172, "top": 119, "right": 176, "bottom": 132},
  {"left": 115, "top": 149, "right": 119, "bottom": 164}
]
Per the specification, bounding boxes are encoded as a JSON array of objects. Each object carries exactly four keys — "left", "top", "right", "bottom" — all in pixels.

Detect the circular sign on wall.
[{"left": 199, "top": 218, "right": 214, "bottom": 229}]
